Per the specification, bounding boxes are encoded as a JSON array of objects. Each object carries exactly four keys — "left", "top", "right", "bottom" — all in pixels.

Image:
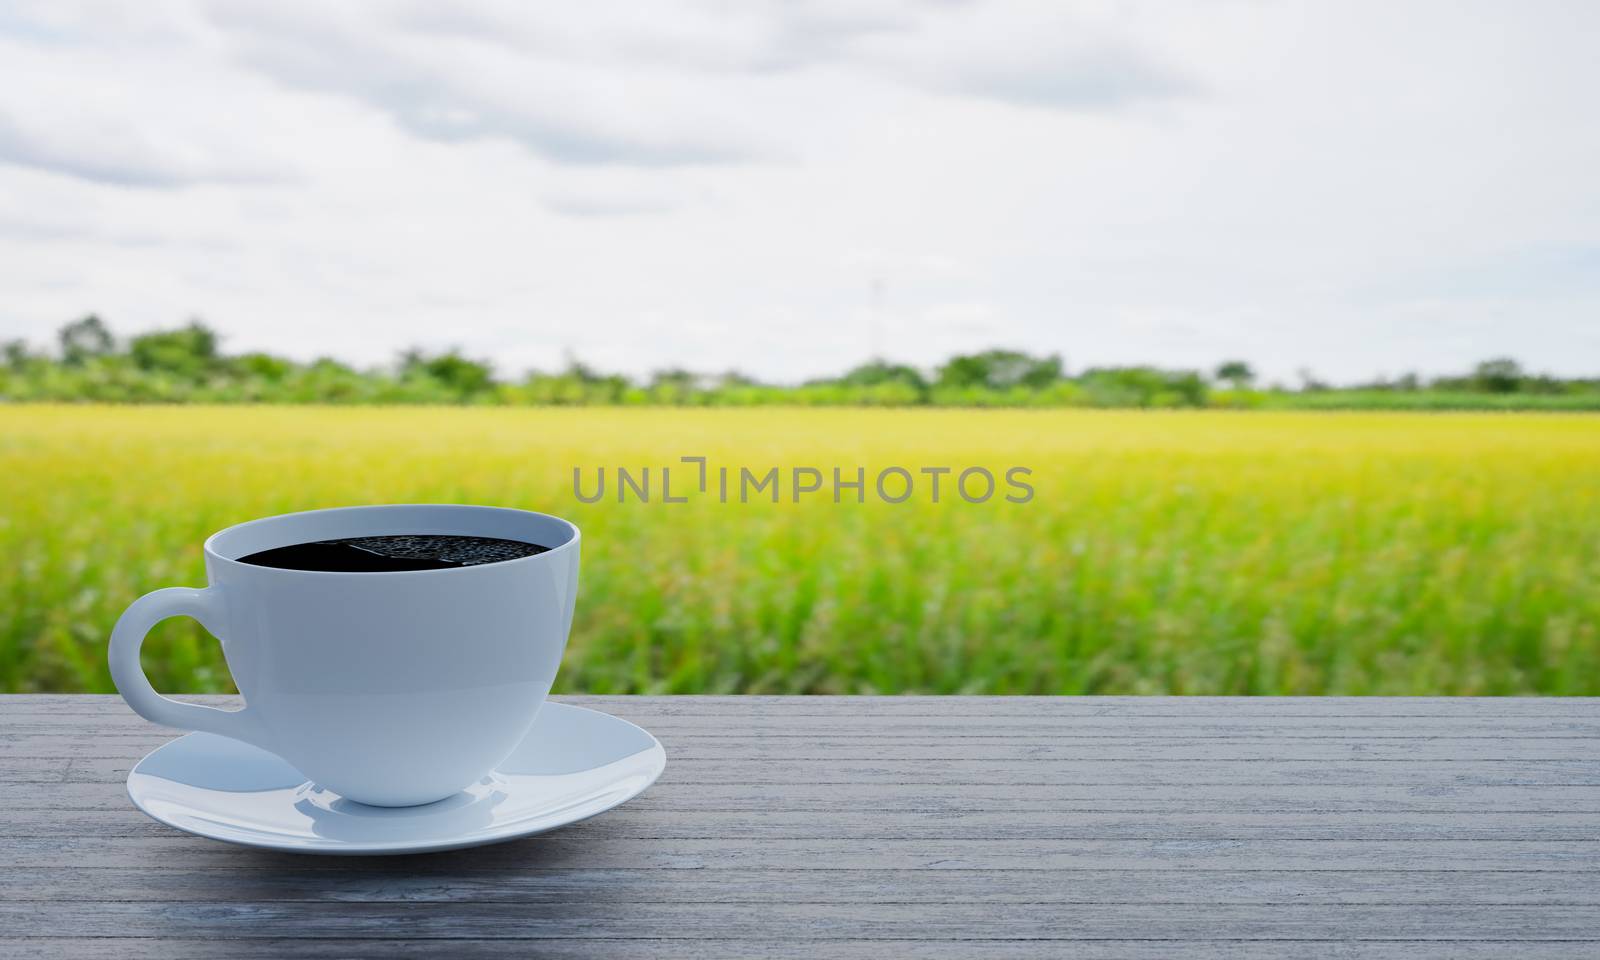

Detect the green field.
[{"left": 3, "top": 406, "right": 1597, "bottom": 695}]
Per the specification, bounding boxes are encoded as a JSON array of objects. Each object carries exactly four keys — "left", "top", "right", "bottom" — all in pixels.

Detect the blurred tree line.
[{"left": 4, "top": 316, "right": 1599, "bottom": 410}]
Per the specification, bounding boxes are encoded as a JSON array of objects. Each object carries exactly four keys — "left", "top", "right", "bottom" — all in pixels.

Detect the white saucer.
[{"left": 127, "top": 702, "right": 666, "bottom": 855}]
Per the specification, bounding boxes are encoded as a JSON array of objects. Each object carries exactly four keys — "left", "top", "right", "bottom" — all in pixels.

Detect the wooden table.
[{"left": 3, "top": 695, "right": 1599, "bottom": 958}]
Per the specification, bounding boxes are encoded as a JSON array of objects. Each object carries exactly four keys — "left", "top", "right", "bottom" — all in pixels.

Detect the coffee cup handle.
[{"left": 108, "top": 587, "right": 265, "bottom": 746}]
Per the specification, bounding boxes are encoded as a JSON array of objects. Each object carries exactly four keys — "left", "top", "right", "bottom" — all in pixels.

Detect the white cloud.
[
  {"left": 851, "top": 3, "right": 1195, "bottom": 110},
  {"left": 0, "top": 34, "right": 293, "bottom": 187},
  {"left": 198, "top": 1, "right": 1192, "bottom": 169},
  {"left": 207, "top": 3, "right": 776, "bottom": 168}
]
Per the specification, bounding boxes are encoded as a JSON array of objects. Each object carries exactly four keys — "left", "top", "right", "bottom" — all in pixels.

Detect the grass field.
[{"left": 3, "top": 405, "right": 1598, "bottom": 695}]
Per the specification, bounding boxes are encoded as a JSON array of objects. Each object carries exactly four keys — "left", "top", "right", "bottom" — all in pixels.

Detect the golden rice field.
[{"left": 3, "top": 405, "right": 1598, "bottom": 695}]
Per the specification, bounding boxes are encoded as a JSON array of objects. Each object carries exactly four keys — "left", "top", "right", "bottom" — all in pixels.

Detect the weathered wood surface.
[{"left": 2, "top": 695, "right": 1597, "bottom": 958}]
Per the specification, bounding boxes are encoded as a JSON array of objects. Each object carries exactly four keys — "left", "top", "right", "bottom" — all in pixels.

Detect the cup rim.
[{"left": 203, "top": 503, "right": 580, "bottom": 578}]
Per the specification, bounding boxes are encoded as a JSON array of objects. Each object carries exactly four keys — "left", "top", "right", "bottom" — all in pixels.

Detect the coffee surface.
[{"left": 238, "top": 534, "right": 549, "bottom": 572}]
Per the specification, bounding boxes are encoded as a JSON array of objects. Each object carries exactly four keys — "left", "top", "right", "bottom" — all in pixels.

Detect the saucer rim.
[{"left": 125, "top": 702, "right": 666, "bottom": 856}]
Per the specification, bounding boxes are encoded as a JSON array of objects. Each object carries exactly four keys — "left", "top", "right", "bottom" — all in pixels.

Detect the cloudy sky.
[{"left": 2, "top": 0, "right": 1597, "bottom": 383}]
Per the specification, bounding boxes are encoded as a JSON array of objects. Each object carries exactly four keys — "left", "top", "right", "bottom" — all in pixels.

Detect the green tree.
[
  {"left": 1214, "top": 360, "right": 1255, "bottom": 390},
  {"left": 553, "top": 357, "right": 630, "bottom": 402},
  {"left": 1473, "top": 358, "right": 1524, "bottom": 393},
  {"left": 129, "top": 320, "right": 219, "bottom": 378},
  {"left": 1079, "top": 367, "right": 1208, "bottom": 407},
  {"left": 400, "top": 348, "right": 494, "bottom": 399},
  {"left": 58, "top": 315, "right": 114, "bottom": 366},
  {"left": 647, "top": 368, "right": 702, "bottom": 404},
  {"left": 232, "top": 352, "right": 295, "bottom": 381},
  {"left": 836, "top": 359, "right": 929, "bottom": 397},
  {"left": 3, "top": 339, "right": 36, "bottom": 370},
  {"left": 937, "top": 350, "right": 1062, "bottom": 391}
]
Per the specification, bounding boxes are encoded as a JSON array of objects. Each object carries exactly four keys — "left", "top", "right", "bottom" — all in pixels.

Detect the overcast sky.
[{"left": 2, "top": 0, "right": 1597, "bottom": 384}]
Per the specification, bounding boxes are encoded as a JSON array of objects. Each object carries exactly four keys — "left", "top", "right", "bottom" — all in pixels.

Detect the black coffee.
[{"left": 238, "top": 534, "right": 549, "bottom": 572}]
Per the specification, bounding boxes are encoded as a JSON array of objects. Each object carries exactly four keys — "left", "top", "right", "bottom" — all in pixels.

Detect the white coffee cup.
[{"left": 109, "top": 504, "right": 580, "bottom": 807}]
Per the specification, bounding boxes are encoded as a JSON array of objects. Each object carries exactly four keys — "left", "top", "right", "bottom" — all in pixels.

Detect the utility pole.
[{"left": 869, "top": 275, "right": 886, "bottom": 360}]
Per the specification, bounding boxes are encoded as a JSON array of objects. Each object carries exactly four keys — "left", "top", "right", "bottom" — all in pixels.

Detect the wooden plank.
[
  {"left": 11, "top": 756, "right": 1600, "bottom": 786},
  {"left": 5, "top": 836, "right": 1600, "bottom": 871},
  {"left": 8, "top": 780, "right": 1600, "bottom": 814},
  {"left": 10, "top": 808, "right": 1600, "bottom": 842},
  {"left": 5, "top": 939, "right": 1599, "bottom": 960},
  {"left": 5, "top": 866, "right": 1600, "bottom": 905},
  {"left": 8, "top": 694, "right": 1600, "bottom": 718},
  {"left": 576, "top": 696, "right": 1600, "bottom": 719},
  {"left": 15, "top": 714, "right": 1600, "bottom": 738},
  {"left": 9, "top": 734, "right": 1600, "bottom": 761},
  {"left": 3, "top": 901, "right": 1598, "bottom": 940}
]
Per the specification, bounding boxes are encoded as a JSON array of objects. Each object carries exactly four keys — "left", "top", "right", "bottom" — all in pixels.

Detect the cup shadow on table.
[{"left": 219, "top": 816, "right": 603, "bottom": 907}]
